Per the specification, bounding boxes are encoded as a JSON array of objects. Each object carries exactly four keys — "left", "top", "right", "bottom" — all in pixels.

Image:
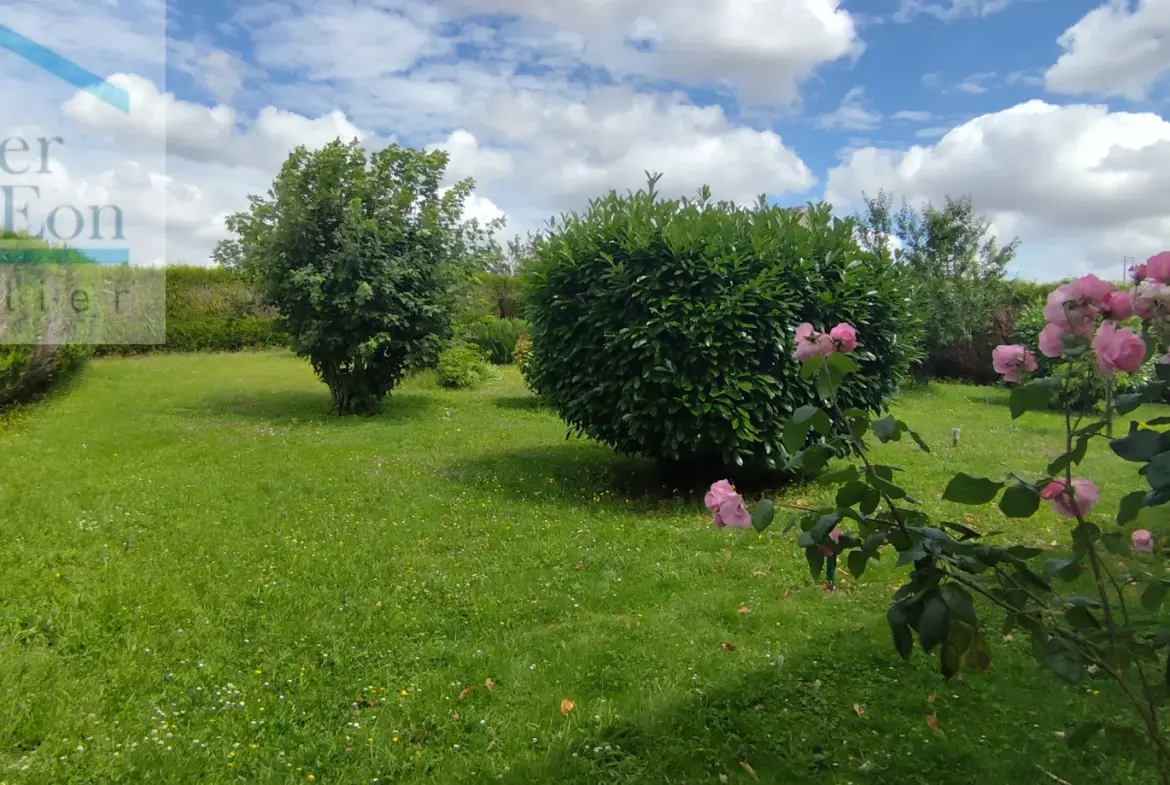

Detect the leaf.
[
  {"left": 1111, "top": 429, "right": 1165, "bottom": 463},
  {"left": 853, "top": 703, "right": 865, "bottom": 717},
  {"left": 1117, "top": 490, "right": 1147, "bottom": 525},
  {"left": 458, "top": 687, "right": 475, "bottom": 701},
  {"left": 560, "top": 698, "right": 575, "bottom": 717},
  {"left": 738, "top": 762, "right": 759, "bottom": 781},
  {"left": 925, "top": 713, "right": 944, "bottom": 734},
  {"left": 1115, "top": 393, "right": 1144, "bottom": 416},
  {"left": 1046, "top": 642, "right": 1084, "bottom": 683},
  {"left": 1148, "top": 452, "right": 1170, "bottom": 490},
  {"left": 738, "top": 606, "right": 752, "bottom": 614},
  {"left": 918, "top": 595, "right": 950, "bottom": 653},
  {"left": 962, "top": 631, "right": 991, "bottom": 674},
  {"left": 998, "top": 484, "right": 1040, "bottom": 518},
  {"left": 942, "top": 473, "right": 1004, "bottom": 505},
  {"left": 750, "top": 499, "right": 775, "bottom": 533},
  {"left": 1044, "top": 558, "right": 1081, "bottom": 581},
  {"left": 484, "top": 677, "right": 496, "bottom": 692},
  {"left": 941, "top": 620, "right": 973, "bottom": 680},
  {"left": 867, "top": 470, "right": 907, "bottom": 500},
  {"left": 1067, "top": 721, "right": 1102, "bottom": 749},
  {"left": 1064, "top": 605, "right": 1100, "bottom": 630},
  {"left": 888, "top": 603, "right": 914, "bottom": 661},
  {"left": 1101, "top": 531, "right": 1131, "bottom": 556},
  {"left": 1047, "top": 437, "right": 1089, "bottom": 477},
  {"left": 806, "top": 546, "right": 825, "bottom": 579},
  {"left": 721, "top": 642, "right": 737, "bottom": 652},
  {"left": 940, "top": 584, "right": 977, "bottom": 624},
  {"left": 905, "top": 424, "right": 931, "bottom": 453},
  {"left": 871, "top": 415, "right": 901, "bottom": 443},
  {"left": 836, "top": 480, "right": 869, "bottom": 508},
  {"left": 1010, "top": 378, "right": 1059, "bottom": 419},
  {"left": 1142, "top": 581, "right": 1167, "bottom": 611},
  {"left": 847, "top": 550, "right": 869, "bottom": 579}
]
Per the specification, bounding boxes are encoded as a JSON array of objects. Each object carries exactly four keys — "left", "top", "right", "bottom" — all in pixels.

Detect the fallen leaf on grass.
[
  {"left": 926, "top": 713, "right": 944, "bottom": 733},
  {"left": 722, "top": 642, "right": 737, "bottom": 652},
  {"left": 853, "top": 704, "right": 864, "bottom": 717},
  {"left": 927, "top": 693, "right": 936, "bottom": 704},
  {"left": 739, "top": 761, "right": 759, "bottom": 780},
  {"left": 783, "top": 588, "right": 794, "bottom": 598},
  {"left": 963, "top": 514, "right": 977, "bottom": 524},
  {"left": 560, "top": 699, "right": 575, "bottom": 717},
  {"left": 738, "top": 606, "right": 752, "bottom": 614},
  {"left": 457, "top": 688, "right": 474, "bottom": 701},
  {"left": 484, "top": 678, "right": 496, "bottom": 692}
]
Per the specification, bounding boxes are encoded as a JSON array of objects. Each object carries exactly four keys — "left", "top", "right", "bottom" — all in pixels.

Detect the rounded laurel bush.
[{"left": 524, "top": 178, "right": 920, "bottom": 468}]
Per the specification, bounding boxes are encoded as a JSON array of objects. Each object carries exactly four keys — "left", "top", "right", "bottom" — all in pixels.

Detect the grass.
[{"left": 0, "top": 351, "right": 1166, "bottom": 784}]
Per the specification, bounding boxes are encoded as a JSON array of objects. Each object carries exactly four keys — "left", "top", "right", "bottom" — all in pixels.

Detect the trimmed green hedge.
[{"left": 96, "top": 266, "right": 285, "bottom": 355}]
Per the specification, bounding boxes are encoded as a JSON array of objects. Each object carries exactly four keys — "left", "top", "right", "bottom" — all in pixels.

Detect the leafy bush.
[
  {"left": 436, "top": 342, "right": 493, "bottom": 389},
  {"left": 0, "top": 232, "right": 93, "bottom": 407},
  {"left": 1013, "top": 302, "right": 1153, "bottom": 410},
  {"left": 524, "top": 177, "right": 920, "bottom": 468},
  {"left": 514, "top": 333, "right": 532, "bottom": 382},
  {"left": 96, "top": 267, "right": 286, "bottom": 355},
  {"left": 457, "top": 317, "right": 529, "bottom": 364},
  {"left": 215, "top": 140, "right": 484, "bottom": 414}
]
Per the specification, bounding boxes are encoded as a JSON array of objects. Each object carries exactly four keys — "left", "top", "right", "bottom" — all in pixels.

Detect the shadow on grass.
[
  {"left": 493, "top": 394, "right": 547, "bottom": 412},
  {"left": 963, "top": 391, "right": 1011, "bottom": 408},
  {"left": 500, "top": 628, "right": 1126, "bottom": 785},
  {"left": 200, "top": 389, "right": 434, "bottom": 426},
  {"left": 446, "top": 442, "right": 795, "bottom": 510}
]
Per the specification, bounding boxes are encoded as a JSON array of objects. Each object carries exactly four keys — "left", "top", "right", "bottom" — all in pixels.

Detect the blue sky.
[{"left": 5, "top": 0, "right": 1170, "bottom": 276}]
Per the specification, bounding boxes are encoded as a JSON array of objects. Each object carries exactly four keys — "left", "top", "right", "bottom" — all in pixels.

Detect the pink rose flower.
[
  {"left": 1147, "top": 251, "right": 1170, "bottom": 283},
  {"left": 1134, "top": 280, "right": 1170, "bottom": 319},
  {"left": 1075, "top": 273, "right": 1115, "bottom": 305},
  {"left": 715, "top": 497, "right": 753, "bottom": 529},
  {"left": 1040, "top": 478, "right": 1099, "bottom": 519},
  {"left": 1091, "top": 321, "right": 1146, "bottom": 377},
  {"left": 1043, "top": 284, "right": 1098, "bottom": 336},
  {"left": 1133, "top": 263, "right": 1149, "bottom": 283},
  {"left": 1103, "top": 290, "right": 1134, "bottom": 321},
  {"left": 705, "top": 480, "right": 752, "bottom": 529},
  {"left": 818, "top": 526, "right": 841, "bottom": 557},
  {"left": 1132, "top": 529, "right": 1155, "bottom": 554},
  {"left": 793, "top": 323, "right": 834, "bottom": 362},
  {"left": 991, "top": 344, "right": 1038, "bottom": 383},
  {"left": 1038, "top": 322, "right": 1068, "bottom": 358},
  {"left": 829, "top": 322, "right": 858, "bottom": 353},
  {"left": 705, "top": 479, "right": 736, "bottom": 512}
]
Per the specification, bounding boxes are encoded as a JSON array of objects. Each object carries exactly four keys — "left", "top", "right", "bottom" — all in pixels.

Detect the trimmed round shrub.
[
  {"left": 436, "top": 342, "right": 493, "bottom": 389},
  {"left": 524, "top": 182, "right": 921, "bottom": 468}
]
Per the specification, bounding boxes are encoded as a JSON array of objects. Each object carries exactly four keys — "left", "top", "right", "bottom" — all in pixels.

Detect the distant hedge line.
[{"left": 96, "top": 266, "right": 286, "bottom": 355}]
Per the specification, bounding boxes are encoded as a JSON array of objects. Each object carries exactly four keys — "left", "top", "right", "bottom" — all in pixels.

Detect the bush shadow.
[
  {"left": 493, "top": 394, "right": 547, "bottom": 412},
  {"left": 445, "top": 443, "right": 794, "bottom": 511},
  {"left": 199, "top": 389, "right": 434, "bottom": 426},
  {"left": 499, "top": 627, "right": 1119, "bottom": 785}
]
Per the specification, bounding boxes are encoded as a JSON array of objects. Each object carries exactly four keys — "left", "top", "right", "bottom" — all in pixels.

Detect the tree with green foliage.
[
  {"left": 213, "top": 139, "right": 485, "bottom": 414},
  {"left": 858, "top": 191, "right": 1020, "bottom": 383}
]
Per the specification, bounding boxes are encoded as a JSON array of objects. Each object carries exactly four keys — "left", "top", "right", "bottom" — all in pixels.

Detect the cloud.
[
  {"left": 1045, "top": 0, "right": 1170, "bottom": 101},
  {"left": 893, "top": 0, "right": 1015, "bottom": 23},
  {"left": 825, "top": 100, "right": 1170, "bottom": 278},
  {"left": 890, "top": 110, "right": 934, "bottom": 122},
  {"left": 815, "top": 86, "right": 882, "bottom": 131}
]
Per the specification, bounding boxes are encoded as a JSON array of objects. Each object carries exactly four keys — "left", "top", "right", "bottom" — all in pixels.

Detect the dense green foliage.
[
  {"left": 0, "top": 232, "right": 92, "bottom": 407},
  {"left": 858, "top": 192, "right": 1022, "bottom": 384},
  {"left": 525, "top": 177, "right": 920, "bottom": 468},
  {"left": 96, "top": 266, "right": 285, "bottom": 355},
  {"left": 214, "top": 139, "right": 484, "bottom": 414},
  {"left": 457, "top": 316, "right": 529, "bottom": 364},
  {"left": 436, "top": 341, "right": 493, "bottom": 389},
  {"left": 1012, "top": 303, "right": 1153, "bottom": 410}
]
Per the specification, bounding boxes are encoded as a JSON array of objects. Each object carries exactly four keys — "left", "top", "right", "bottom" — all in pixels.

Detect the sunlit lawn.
[{"left": 0, "top": 351, "right": 1165, "bottom": 784}]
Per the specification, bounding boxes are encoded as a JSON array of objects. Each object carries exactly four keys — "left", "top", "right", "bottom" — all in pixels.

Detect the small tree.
[
  {"left": 215, "top": 139, "right": 481, "bottom": 414},
  {"left": 858, "top": 191, "right": 1020, "bottom": 383}
]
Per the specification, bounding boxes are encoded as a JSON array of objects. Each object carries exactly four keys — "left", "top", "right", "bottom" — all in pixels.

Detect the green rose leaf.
[
  {"left": 998, "top": 484, "right": 1040, "bottom": 518},
  {"left": 1009, "top": 378, "right": 1059, "bottom": 420},
  {"left": 942, "top": 473, "right": 1004, "bottom": 505},
  {"left": 751, "top": 499, "right": 775, "bottom": 533}
]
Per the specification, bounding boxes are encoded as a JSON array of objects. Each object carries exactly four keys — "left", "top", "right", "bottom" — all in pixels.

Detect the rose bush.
[{"left": 705, "top": 256, "right": 1170, "bottom": 778}]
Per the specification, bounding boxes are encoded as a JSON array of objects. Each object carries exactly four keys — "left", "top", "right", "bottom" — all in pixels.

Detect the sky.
[{"left": 3, "top": 0, "right": 1170, "bottom": 280}]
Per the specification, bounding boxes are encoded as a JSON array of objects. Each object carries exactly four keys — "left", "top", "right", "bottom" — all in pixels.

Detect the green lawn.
[{"left": 1, "top": 351, "right": 1166, "bottom": 784}]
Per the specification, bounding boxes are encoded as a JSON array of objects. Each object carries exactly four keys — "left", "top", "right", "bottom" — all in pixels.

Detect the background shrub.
[
  {"left": 524, "top": 178, "right": 921, "bottom": 469},
  {"left": 514, "top": 334, "right": 532, "bottom": 382},
  {"left": 94, "top": 267, "right": 285, "bottom": 355},
  {"left": 436, "top": 342, "right": 493, "bottom": 389},
  {"left": 457, "top": 316, "right": 529, "bottom": 364}
]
